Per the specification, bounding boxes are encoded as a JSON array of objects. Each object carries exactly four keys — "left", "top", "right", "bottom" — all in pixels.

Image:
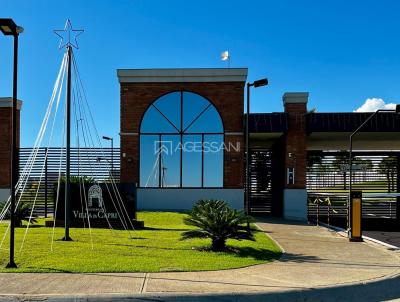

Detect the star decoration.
[{"left": 54, "top": 19, "right": 84, "bottom": 49}]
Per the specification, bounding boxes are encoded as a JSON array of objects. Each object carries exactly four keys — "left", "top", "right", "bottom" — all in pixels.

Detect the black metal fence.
[
  {"left": 249, "top": 149, "right": 273, "bottom": 213},
  {"left": 307, "top": 151, "right": 399, "bottom": 230},
  {"left": 248, "top": 148, "right": 284, "bottom": 215},
  {"left": 18, "top": 147, "right": 120, "bottom": 217}
]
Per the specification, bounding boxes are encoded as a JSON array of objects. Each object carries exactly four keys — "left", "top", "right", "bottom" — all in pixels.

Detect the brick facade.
[
  {"left": 0, "top": 101, "right": 21, "bottom": 189},
  {"left": 283, "top": 95, "right": 308, "bottom": 189},
  {"left": 120, "top": 80, "right": 245, "bottom": 189}
]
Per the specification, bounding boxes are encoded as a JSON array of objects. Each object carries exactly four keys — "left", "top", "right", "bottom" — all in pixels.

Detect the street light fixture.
[
  {"left": 245, "top": 78, "right": 268, "bottom": 217},
  {"left": 0, "top": 18, "right": 23, "bottom": 36},
  {"left": 0, "top": 18, "right": 23, "bottom": 269},
  {"left": 102, "top": 136, "right": 114, "bottom": 176},
  {"left": 348, "top": 105, "right": 400, "bottom": 238}
]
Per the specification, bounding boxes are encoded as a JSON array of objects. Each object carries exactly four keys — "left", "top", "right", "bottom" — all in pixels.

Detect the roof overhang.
[
  {"left": 117, "top": 68, "right": 248, "bottom": 83},
  {"left": 307, "top": 132, "right": 400, "bottom": 151}
]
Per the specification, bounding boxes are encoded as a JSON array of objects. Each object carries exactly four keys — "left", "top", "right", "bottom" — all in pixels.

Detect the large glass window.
[{"left": 140, "top": 91, "right": 224, "bottom": 187}]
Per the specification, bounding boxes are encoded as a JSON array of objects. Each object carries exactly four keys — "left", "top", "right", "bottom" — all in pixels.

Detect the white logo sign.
[{"left": 88, "top": 184, "right": 104, "bottom": 208}]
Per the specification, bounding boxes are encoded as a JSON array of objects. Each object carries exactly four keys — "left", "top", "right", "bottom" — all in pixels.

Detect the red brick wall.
[
  {"left": 120, "top": 82, "right": 244, "bottom": 188},
  {"left": 284, "top": 103, "right": 307, "bottom": 189},
  {"left": 0, "top": 107, "right": 20, "bottom": 188},
  {"left": 224, "top": 134, "right": 244, "bottom": 188}
]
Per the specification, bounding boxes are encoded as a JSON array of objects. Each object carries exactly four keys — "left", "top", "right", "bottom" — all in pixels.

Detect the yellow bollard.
[{"left": 349, "top": 191, "right": 363, "bottom": 242}]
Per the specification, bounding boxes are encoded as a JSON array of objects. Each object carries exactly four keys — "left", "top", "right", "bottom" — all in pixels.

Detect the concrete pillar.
[
  {"left": 282, "top": 92, "right": 308, "bottom": 220},
  {"left": 0, "top": 97, "right": 22, "bottom": 203}
]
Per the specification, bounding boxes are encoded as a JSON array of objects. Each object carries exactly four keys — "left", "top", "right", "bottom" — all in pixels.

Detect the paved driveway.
[
  {"left": 0, "top": 218, "right": 398, "bottom": 300},
  {"left": 364, "top": 231, "right": 400, "bottom": 248}
]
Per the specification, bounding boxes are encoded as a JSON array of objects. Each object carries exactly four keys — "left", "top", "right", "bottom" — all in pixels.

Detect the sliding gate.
[
  {"left": 248, "top": 149, "right": 283, "bottom": 215},
  {"left": 307, "top": 151, "right": 400, "bottom": 230}
]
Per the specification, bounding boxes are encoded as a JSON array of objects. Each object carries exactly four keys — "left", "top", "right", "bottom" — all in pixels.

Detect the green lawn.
[{"left": 0, "top": 212, "right": 281, "bottom": 273}]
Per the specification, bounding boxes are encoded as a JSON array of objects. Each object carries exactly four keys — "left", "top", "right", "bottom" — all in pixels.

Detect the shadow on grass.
[
  {"left": 19, "top": 224, "right": 46, "bottom": 229},
  {"left": 227, "top": 246, "right": 282, "bottom": 261},
  {"left": 26, "top": 267, "right": 73, "bottom": 273},
  {"left": 142, "top": 226, "right": 190, "bottom": 232},
  {"left": 107, "top": 243, "right": 193, "bottom": 251}
]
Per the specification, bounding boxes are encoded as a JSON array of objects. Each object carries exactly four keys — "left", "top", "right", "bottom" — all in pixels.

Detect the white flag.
[{"left": 221, "top": 50, "right": 229, "bottom": 61}]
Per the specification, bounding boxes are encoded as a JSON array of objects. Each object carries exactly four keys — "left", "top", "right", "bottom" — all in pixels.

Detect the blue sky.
[{"left": 1, "top": 0, "right": 400, "bottom": 147}]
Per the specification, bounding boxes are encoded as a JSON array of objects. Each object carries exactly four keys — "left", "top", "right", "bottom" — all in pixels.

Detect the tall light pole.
[
  {"left": 246, "top": 78, "right": 268, "bottom": 216},
  {"left": 0, "top": 18, "right": 23, "bottom": 269},
  {"left": 102, "top": 136, "right": 114, "bottom": 175}
]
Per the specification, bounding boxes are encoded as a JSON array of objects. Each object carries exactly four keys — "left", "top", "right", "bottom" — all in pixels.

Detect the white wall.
[
  {"left": 137, "top": 188, "right": 244, "bottom": 211},
  {"left": 283, "top": 189, "right": 307, "bottom": 220},
  {"left": 0, "top": 189, "right": 10, "bottom": 204}
]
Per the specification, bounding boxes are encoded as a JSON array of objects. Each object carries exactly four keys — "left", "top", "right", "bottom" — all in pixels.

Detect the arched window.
[{"left": 140, "top": 91, "right": 224, "bottom": 188}]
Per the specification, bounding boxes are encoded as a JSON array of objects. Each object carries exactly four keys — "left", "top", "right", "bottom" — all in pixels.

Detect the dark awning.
[
  {"left": 247, "top": 113, "right": 287, "bottom": 133},
  {"left": 307, "top": 112, "right": 400, "bottom": 133}
]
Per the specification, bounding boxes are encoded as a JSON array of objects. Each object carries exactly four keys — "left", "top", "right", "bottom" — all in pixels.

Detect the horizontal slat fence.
[
  {"left": 307, "top": 151, "right": 399, "bottom": 230},
  {"left": 18, "top": 147, "right": 120, "bottom": 217}
]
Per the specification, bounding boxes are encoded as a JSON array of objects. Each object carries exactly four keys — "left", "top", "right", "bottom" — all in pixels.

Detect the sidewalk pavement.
[{"left": 0, "top": 218, "right": 399, "bottom": 301}]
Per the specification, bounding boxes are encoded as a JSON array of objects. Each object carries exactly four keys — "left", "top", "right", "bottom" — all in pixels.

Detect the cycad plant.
[
  {"left": 0, "top": 202, "right": 37, "bottom": 227},
  {"left": 181, "top": 200, "right": 255, "bottom": 252}
]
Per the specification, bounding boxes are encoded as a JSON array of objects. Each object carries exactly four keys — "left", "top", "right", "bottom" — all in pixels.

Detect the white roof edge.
[
  {"left": 0, "top": 97, "right": 23, "bottom": 110},
  {"left": 117, "top": 68, "right": 248, "bottom": 83},
  {"left": 283, "top": 92, "right": 309, "bottom": 104}
]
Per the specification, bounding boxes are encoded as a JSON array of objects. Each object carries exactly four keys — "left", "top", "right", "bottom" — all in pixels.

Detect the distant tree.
[
  {"left": 355, "top": 158, "right": 373, "bottom": 182},
  {"left": 333, "top": 154, "right": 349, "bottom": 190},
  {"left": 60, "top": 175, "right": 95, "bottom": 184},
  {"left": 378, "top": 157, "right": 397, "bottom": 192},
  {"left": 307, "top": 155, "right": 323, "bottom": 188},
  {"left": 307, "top": 154, "right": 322, "bottom": 167}
]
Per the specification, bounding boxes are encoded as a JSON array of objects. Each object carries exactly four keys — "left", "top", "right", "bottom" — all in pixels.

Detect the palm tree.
[
  {"left": 0, "top": 202, "right": 37, "bottom": 227},
  {"left": 355, "top": 158, "right": 373, "bottom": 183},
  {"left": 378, "top": 156, "right": 397, "bottom": 192},
  {"left": 181, "top": 200, "right": 255, "bottom": 251},
  {"left": 307, "top": 154, "right": 323, "bottom": 188},
  {"left": 333, "top": 154, "right": 349, "bottom": 190}
]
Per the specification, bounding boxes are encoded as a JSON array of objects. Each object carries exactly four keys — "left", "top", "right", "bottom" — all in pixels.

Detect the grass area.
[{"left": 0, "top": 212, "right": 281, "bottom": 273}]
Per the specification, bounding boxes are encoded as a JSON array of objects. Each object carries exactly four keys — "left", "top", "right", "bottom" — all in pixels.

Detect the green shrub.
[
  {"left": 181, "top": 200, "right": 255, "bottom": 252},
  {"left": 0, "top": 202, "right": 37, "bottom": 227},
  {"left": 59, "top": 175, "right": 95, "bottom": 184}
]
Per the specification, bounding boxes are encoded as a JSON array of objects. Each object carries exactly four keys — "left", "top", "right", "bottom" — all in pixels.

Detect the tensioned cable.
[
  {"left": 11, "top": 53, "right": 68, "bottom": 222},
  {"left": 16, "top": 53, "right": 68, "bottom": 195},
  {"left": 71, "top": 54, "right": 134, "bottom": 233},
  {"left": 51, "top": 60, "right": 68, "bottom": 252},
  {"left": 73, "top": 85, "right": 87, "bottom": 229},
  {"left": 72, "top": 84, "right": 94, "bottom": 249},
  {"left": 145, "top": 150, "right": 161, "bottom": 187},
  {"left": 70, "top": 55, "right": 118, "bottom": 235},
  {"left": 0, "top": 52, "right": 68, "bottom": 251},
  {"left": 19, "top": 51, "right": 68, "bottom": 253}
]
